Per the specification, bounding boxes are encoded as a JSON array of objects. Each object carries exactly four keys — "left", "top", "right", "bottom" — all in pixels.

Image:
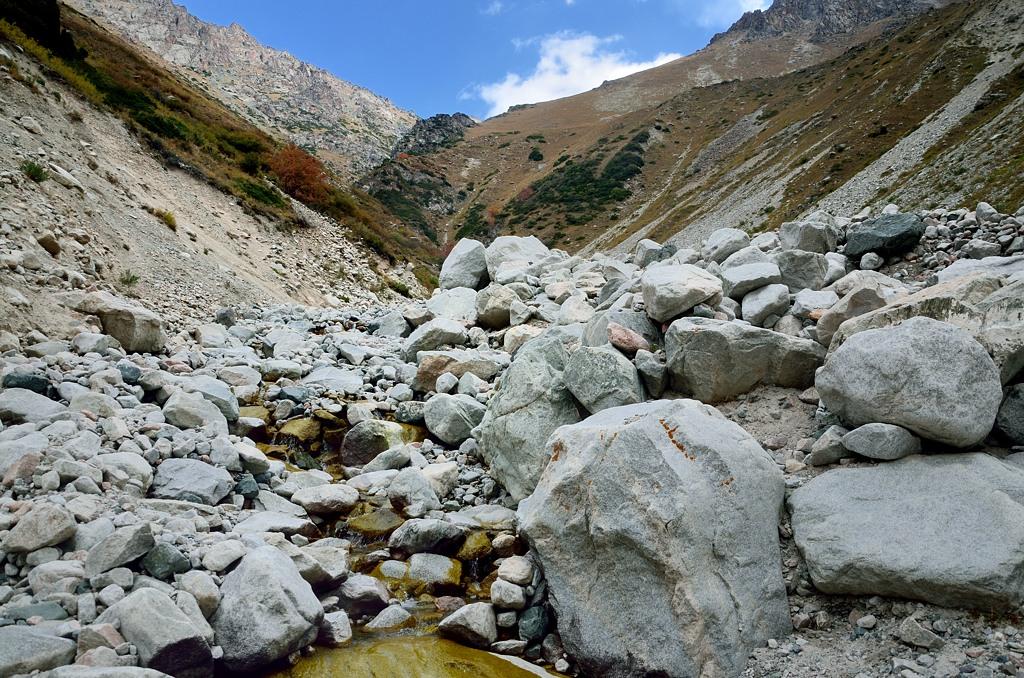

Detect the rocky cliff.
[
  {"left": 65, "top": 0, "right": 418, "bottom": 177},
  {"left": 716, "top": 0, "right": 948, "bottom": 42}
]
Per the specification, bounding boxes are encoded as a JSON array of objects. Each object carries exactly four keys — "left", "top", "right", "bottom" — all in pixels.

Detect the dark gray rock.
[{"left": 844, "top": 213, "right": 925, "bottom": 259}]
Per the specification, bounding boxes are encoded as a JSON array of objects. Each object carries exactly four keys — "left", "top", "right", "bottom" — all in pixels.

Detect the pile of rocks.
[{"left": 0, "top": 198, "right": 1022, "bottom": 678}]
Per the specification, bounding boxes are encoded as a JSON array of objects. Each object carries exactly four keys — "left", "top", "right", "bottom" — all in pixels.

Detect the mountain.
[
  {"left": 370, "top": 0, "right": 1022, "bottom": 255},
  {"left": 717, "top": 0, "right": 948, "bottom": 42},
  {"left": 64, "top": 0, "right": 418, "bottom": 177}
]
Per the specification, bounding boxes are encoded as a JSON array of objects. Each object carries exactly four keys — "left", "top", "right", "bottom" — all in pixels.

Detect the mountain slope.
[
  {"left": 0, "top": 0, "right": 434, "bottom": 337},
  {"left": 65, "top": 0, "right": 418, "bottom": 177},
  {"left": 380, "top": 0, "right": 1023, "bottom": 255}
]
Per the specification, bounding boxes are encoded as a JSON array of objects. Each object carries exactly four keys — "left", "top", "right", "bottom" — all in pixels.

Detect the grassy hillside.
[
  {"left": 378, "top": 0, "right": 1020, "bottom": 253},
  {"left": 0, "top": 0, "right": 439, "bottom": 267}
]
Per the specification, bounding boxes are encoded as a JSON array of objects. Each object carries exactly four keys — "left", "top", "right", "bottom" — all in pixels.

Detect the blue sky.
[{"left": 177, "top": 0, "right": 768, "bottom": 119}]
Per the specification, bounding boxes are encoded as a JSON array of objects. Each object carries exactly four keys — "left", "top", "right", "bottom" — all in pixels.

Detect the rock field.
[{"left": 2, "top": 140, "right": 1024, "bottom": 678}]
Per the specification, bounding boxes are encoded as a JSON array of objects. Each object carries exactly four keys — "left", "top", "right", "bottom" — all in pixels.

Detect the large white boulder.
[{"left": 519, "top": 399, "right": 789, "bottom": 677}]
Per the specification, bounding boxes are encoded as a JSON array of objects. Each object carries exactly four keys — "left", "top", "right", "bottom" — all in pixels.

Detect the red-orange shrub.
[{"left": 268, "top": 144, "right": 328, "bottom": 204}]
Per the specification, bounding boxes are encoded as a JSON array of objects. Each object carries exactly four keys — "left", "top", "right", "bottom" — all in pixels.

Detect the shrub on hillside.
[
  {"left": 20, "top": 160, "right": 48, "bottom": 183},
  {"left": 268, "top": 144, "right": 328, "bottom": 204}
]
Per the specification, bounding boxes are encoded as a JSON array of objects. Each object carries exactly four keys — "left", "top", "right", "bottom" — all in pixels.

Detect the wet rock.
[
  {"left": 388, "top": 518, "right": 466, "bottom": 555},
  {"left": 438, "top": 602, "right": 498, "bottom": 648}
]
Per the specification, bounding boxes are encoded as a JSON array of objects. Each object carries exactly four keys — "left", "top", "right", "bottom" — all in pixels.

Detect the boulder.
[
  {"left": 0, "top": 626, "right": 76, "bottom": 676},
  {"left": 413, "top": 349, "right": 507, "bottom": 393},
  {"left": 665, "top": 318, "right": 825, "bottom": 403},
  {"left": 519, "top": 400, "right": 789, "bottom": 677},
  {"left": 85, "top": 523, "right": 155, "bottom": 577},
  {"left": 212, "top": 546, "right": 323, "bottom": 673},
  {"left": 424, "top": 393, "right": 486, "bottom": 445},
  {"left": 772, "top": 250, "right": 828, "bottom": 292},
  {"left": 301, "top": 366, "right": 363, "bottom": 394},
  {"left": 341, "top": 420, "right": 417, "bottom": 466},
  {"left": 816, "top": 317, "right": 1002, "bottom": 447},
  {"left": 318, "top": 610, "right": 353, "bottom": 647},
  {"left": 779, "top": 220, "right": 838, "bottom": 253},
  {"left": 844, "top": 213, "right": 925, "bottom": 259},
  {"left": 438, "top": 602, "right": 498, "bottom": 648},
  {"left": 721, "top": 262, "right": 782, "bottom": 299},
  {"left": 937, "top": 254, "right": 1024, "bottom": 282},
  {"left": 402, "top": 318, "right": 468, "bottom": 361},
  {"left": 97, "top": 588, "right": 212, "bottom": 677},
  {"left": 426, "top": 287, "right": 478, "bottom": 325},
  {"left": 74, "top": 291, "right": 165, "bottom": 353},
  {"left": 789, "top": 454, "right": 1024, "bottom": 609},
  {"left": 841, "top": 423, "right": 920, "bottom": 461},
  {"left": 440, "top": 238, "right": 489, "bottom": 290},
  {"left": 476, "top": 284, "right": 519, "bottom": 329},
  {"left": 290, "top": 484, "right": 359, "bottom": 514},
  {"left": 640, "top": 264, "right": 723, "bottom": 323},
  {"left": 0, "top": 388, "right": 66, "bottom": 424},
  {"left": 162, "top": 390, "right": 228, "bottom": 435},
  {"left": 563, "top": 345, "right": 643, "bottom": 414},
  {"left": 816, "top": 282, "right": 898, "bottom": 347},
  {"left": 2, "top": 502, "right": 77, "bottom": 552},
  {"left": 388, "top": 518, "right": 466, "bottom": 555},
  {"left": 151, "top": 458, "right": 233, "bottom": 505},
  {"left": 791, "top": 289, "right": 839, "bottom": 319},
  {"left": 805, "top": 425, "right": 850, "bottom": 466},
  {"left": 701, "top": 228, "right": 749, "bottom": 263},
  {"left": 477, "top": 337, "right": 581, "bottom": 500},
  {"left": 582, "top": 309, "right": 660, "bottom": 352},
  {"left": 740, "top": 284, "right": 790, "bottom": 327},
  {"left": 997, "top": 384, "right": 1024, "bottom": 444},
  {"left": 485, "top": 236, "right": 550, "bottom": 281},
  {"left": 388, "top": 467, "right": 441, "bottom": 517}
]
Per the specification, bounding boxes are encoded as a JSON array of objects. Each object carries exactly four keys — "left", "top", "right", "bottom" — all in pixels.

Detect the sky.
[{"left": 177, "top": 0, "right": 768, "bottom": 120}]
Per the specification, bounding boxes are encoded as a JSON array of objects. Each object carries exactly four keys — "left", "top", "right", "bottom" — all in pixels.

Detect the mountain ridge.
[{"left": 64, "top": 0, "right": 418, "bottom": 177}]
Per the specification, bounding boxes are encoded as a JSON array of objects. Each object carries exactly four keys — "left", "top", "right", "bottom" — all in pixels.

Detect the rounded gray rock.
[{"left": 816, "top": 317, "right": 1002, "bottom": 447}]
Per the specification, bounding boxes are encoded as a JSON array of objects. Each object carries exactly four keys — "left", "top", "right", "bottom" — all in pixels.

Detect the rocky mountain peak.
[
  {"left": 64, "top": 0, "right": 418, "bottom": 177},
  {"left": 393, "top": 113, "right": 477, "bottom": 158},
  {"left": 714, "top": 0, "right": 948, "bottom": 42}
]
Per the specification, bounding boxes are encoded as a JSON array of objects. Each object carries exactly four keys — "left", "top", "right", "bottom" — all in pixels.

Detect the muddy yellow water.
[{"left": 267, "top": 635, "right": 551, "bottom": 678}]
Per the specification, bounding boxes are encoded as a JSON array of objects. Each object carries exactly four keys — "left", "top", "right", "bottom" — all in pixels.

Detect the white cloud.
[
  {"left": 696, "top": 0, "right": 768, "bottom": 28},
  {"left": 482, "top": 0, "right": 504, "bottom": 15},
  {"left": 475, "top": 32, "right": 681, "bottom": 117}
]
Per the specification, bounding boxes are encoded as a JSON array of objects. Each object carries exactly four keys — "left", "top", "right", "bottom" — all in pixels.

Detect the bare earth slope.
[
  {"left": 0, "top": 39, "right": 423, "bottom": 338},
  {"left": 66, "top": 0, "right": 418, "bottom": 177}
]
